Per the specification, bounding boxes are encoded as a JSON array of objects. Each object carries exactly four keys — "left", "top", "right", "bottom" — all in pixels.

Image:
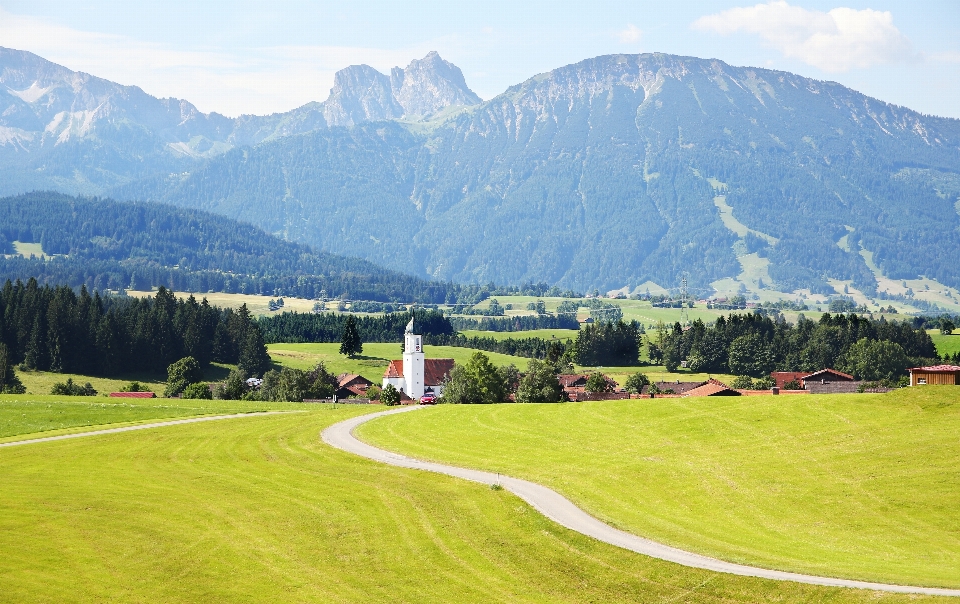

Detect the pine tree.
[
  {"left": 238, "top": 327, "right": 271, "bottom": 377},
  {"left": 339, "top": 315, "right": 363, "bottom": 358}
]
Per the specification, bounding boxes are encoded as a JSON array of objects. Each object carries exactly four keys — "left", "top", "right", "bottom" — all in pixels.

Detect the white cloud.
[
  {"left": 0, "top": 9, "right": 432, "bottom": 116},
  {"left": 692, "top": 1, "right": 913, "bottom": 72},
  {"left": 618, "top": 24, "right": 643, "bottom": 44}
]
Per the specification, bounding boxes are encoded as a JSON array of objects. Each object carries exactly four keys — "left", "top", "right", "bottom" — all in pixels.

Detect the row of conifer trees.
[{"left": 0, "top": 280, "right": 270, "bottom": 378}]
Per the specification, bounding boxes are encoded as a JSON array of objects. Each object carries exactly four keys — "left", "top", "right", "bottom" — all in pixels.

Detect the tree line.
[
  {"left": 257, "top": 309, "right": 454, "bottom": 344},
  {"left": 0, "top": 280, "right": 270, "bottom": 379},
  {"left": 448, "top": 313, "right": 579, "bottom": 332},
  {"left": 654, "top": 312, "right": 938, "bottom": 381}
]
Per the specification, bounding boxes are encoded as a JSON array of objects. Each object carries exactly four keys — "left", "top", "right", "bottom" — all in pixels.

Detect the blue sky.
[{"left": 1, "top": 1, "right": 957, "bottom": 118}]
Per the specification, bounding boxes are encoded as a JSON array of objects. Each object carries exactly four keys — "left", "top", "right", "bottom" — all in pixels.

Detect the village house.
[
  {"left": 336, "top": 373, "right": 374, "bottom": 399},
  {"left": 909, "top": 365, "right": 960, "bottom": 386},
  {"left": 382, "top": 319, "right": 454, "bottom": 400}
]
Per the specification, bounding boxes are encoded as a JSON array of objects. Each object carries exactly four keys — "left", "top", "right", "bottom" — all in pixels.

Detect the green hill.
[
  {"left": 0, "top": 192, "right": 461, "bottom": 303},
  {"left": 361, "top": 387, "right": 960, "bottom": 589}
]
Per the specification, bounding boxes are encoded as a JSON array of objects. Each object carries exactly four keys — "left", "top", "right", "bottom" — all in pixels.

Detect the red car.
[{"left": 419, "top": 392, "right": 437, "bottom": 405}]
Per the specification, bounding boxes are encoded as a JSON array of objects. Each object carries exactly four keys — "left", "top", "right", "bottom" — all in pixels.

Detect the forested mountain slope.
[{"left": 0, "top": 192, "right": 462, "bottom": 302}]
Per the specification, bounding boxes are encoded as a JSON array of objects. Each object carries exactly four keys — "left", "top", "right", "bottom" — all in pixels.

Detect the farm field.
[
  {"left": 360, "top": 386, "right": 960, "bottom": 589},
  {"left": 459, "top": 329, "right": 580, "bottom": 341},
  {"left": 13, "top": 364, "right": 234, "bottom": 396},
  {"left": 0, "top": 395, "right": 281, "bottom": 441},
  {"left": 0, "top": 405, "right": 935, "bottom": 602},
  {"left": 267, "top": 342, "right": 529, "bottom": 382},
  {"left": 126, "top": 290, "right": 320, "bottom": 316},
  {"left": 929, "top": 330, "right": 960, "bottom": 357}
]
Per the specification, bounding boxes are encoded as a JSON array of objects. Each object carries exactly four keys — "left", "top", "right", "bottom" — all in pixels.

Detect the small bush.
[
  {"left": 730, "top": 375, "right": 755, "bottom": 390},
  {"left": 51, "top": 378, "right": 97, "bottom": 396},
  {"left": 381, "top": 384, "right": 401, "bottom": 406},
  {"left": 181, "top": 382, "right": 213, "bottom": 399},
  {"left": 782, "top": 379, "right": 803, "bottom": 390}
]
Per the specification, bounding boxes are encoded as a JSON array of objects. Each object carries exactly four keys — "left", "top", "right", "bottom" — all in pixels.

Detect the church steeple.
[{"left": 402, "top": 317, "right": 424, "bottom": 398}]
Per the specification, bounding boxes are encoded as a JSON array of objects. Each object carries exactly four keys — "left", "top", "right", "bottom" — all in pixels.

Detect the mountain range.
[{"left": 2, "top": 46, "right": 960, "bottom": 297}]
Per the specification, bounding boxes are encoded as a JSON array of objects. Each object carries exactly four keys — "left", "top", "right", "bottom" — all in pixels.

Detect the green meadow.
[
  {"left": 459, "top": 328, "right": 581, "bottom": 341},
  {"left": 0, "top": 403, "right": 930, "bottom": 603},
  {"left": 929, "top": 330, "right": 960, "bottom": 357},
  {"left": 361, "top": 386, "right": 960, "bottom": 589},
  {"left": 0, "top": 395, "right": 292, "bottom": 442},
  {"left": 267, "top": 342, "right": 528, "bottom": 382}
]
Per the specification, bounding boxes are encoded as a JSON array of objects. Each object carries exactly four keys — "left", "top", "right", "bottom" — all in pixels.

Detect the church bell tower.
[{"left": 402, "top": 318, "right": 425, "bottom": 399}]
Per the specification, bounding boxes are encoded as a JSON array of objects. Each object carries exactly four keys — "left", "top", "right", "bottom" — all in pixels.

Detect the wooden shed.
[{"left": 908, "top": 365, "right": 960, "bottom": 386}]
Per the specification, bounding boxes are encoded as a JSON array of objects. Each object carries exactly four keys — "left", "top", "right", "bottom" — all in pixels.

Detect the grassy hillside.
[
  {"left": 929, "top": 330, "right": 960, "bottom": 357},
  {"left": 0, "top": 395, "right": 282, "bottom": 441},
  {"left": 361, "top": 387, "right": 960, "bottom": 588},
  {"left": 267, "top": 342, "right": 528, "bottom": 383},
  {"left": 0, "top": 403, "right": 934, "bottom": 602}
]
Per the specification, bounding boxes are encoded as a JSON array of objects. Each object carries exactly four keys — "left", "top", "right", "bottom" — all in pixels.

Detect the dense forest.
[
  {"left": 0, "top": 193, "right": 557, "bottom": 305},
  {"left": 0, "top": 280, "right": 270, "bottom": 378},
  {"left": 257, "top": 309, "right": 454, "bottom": 344}
]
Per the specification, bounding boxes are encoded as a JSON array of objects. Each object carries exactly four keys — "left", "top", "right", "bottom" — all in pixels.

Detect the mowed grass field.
[
  {"left": 267, "top": 342, "right": 529, "bottom": 382},
  {"left": 2, "top": 404, "right": 930, "bottom": 603},
  {"left": 361, "top": 386, "right": 960, "bottom": 589},
  {"left": 0, "top": 395, "right": 290, "bottom": 442}
]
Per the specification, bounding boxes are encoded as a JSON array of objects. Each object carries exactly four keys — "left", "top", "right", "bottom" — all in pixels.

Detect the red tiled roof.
[
  {"left": 384, "top": 360, "right": 403, "bottom": 379},
  {"left": 909, "top": 365, "right": 960, "bottom": 372},
  {"left": 338, "top": 384, "right": 369, "bottom": 397},
  {"left": 424, "top": 359, "right": 455, "bottom": 386},
  {"left": 771, "top": 371, "right": 807, "bottom": 388},
  {"left": 338, "top": 373, "right": 373, "bottom": 388},
  {"left": 642, "top": 381, "right": 707, "bottom": 395},
  {"left": 109, "top": 391, "right": 156, "bottom": 398},
  {"left": 801, "top": 368, "right": 854, "bottom": 381},
  {"left": 558, "top": 374, "right": 589, "bottom": 388},
  {"left": 382, "top": 359, "right": 455, "bottom": 386},
  {"left": 685, "top": 381, "right": 740, "bottom": 397}
]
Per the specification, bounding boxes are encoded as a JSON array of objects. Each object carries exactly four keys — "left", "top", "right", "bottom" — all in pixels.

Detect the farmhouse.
[
  {"left": 382, "top": 319, "right": 454, "bottom": 400},
  {"left": 770, "top": 371, "right": 807, "bottom": 389},
  {"left": 558, "top": 373, "right": 620, "bottom": 401},
  {"left": 909, "top": 365, "right": 960, "bottom": 386},
  {"left": 798, "top": 368, "right": 857, "bottom": 393},
  {"left": 336, "top": 373, "right": 374, "bottom": 399}
]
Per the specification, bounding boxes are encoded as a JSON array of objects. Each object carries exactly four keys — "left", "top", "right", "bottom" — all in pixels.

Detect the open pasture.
[
  {"left": 361, "top": 386, "right": 960, "bottom": 589},
  {"left": 459, "top": 328, "right": 580, "bottom": 341},
  {"left": 13, "top": 363, "right": 235, "bottom": 396},
  {"left": 930, "top": 330, "right": 960, "bottom": 357},
  {"left": 267, "top": 342, "right": 529, "bottom": 382},
  {"left": 0, "top": 405, "right": 933, "bottom": 602},
  {"left": 0, "top": 395, "right": 280, "bottom": 441}
]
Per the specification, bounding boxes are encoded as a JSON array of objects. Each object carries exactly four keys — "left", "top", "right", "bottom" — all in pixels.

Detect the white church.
[{"left": 382, "top": 319, "right": 455, "bottom": 401}]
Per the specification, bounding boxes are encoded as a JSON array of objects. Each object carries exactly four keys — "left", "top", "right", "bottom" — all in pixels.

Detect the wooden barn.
[{"left": 909, "top": 365, "right": 960, "bottom": 386}]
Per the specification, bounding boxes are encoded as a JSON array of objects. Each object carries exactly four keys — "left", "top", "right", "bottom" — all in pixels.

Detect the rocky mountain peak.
[{"left": 322, "top": 52, "right": 481, "bottom": 127}]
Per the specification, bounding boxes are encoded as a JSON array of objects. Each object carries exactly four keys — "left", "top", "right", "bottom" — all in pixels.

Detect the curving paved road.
[
  {"left": 322, "top": 406, "right": 960, "bottom": 597},
  {"left": 0, "top": 412, "right": 285, "bottom": 448}
]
